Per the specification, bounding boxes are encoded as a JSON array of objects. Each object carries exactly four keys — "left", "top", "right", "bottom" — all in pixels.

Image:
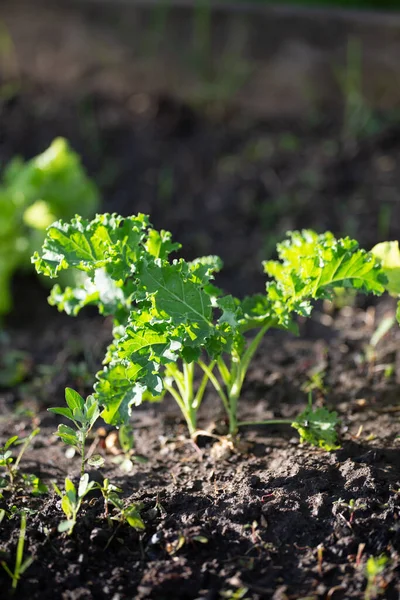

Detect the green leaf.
[
  {"left": 65, "top": 388, "right": 85, "bottom": 413},
  {"left": 47, "top": 407, "right": 74, "bottom": 421},
  {"left": 33, "top": 213, "right": 150, "bottom": 279},
  {"left": 292, "top": 403, "right": 340, "bottom": 451},
  {"left": 78, "top": 473, "right": 93, "bottom": 497},
  {"left": 61, "top": 495, "right": 74, "bottom": 519},
  {"left": 371, "top": 241, "right": 400, "bottom": 296},
  {"left": 188, "top": 255, "right": 223, "bottom": 284},
  {"left": 144, "top": 229, "right": 181, "bottom": 259},
  {"left": 56, "top": 424, "right": 79, "bottom": 449},
  {"left": 137, "top": 260, "right": 213, "bottom": 342},
  {"left": 118, "top": 425, "right": 135, "bottom": 454},
  {"left": 264, "top": 230, "right": 386, "bottom": 325},
  {"left": 125, "top": 506, "right": 145, "bottom": 530},
  {"left": 4, "top": 436, "right": 18, "bottom": 451},
  {"left": 58, "top": 519, "right": 75, "bottom": 533},
  {"left": 217, "top": 295, "right": 240, "bottom": 330},
  {"left": 95, "top": 364, "right": 150, "bottom": 426},
  {"left": 64, "top": 477, "right": 76, "bottom": 494},
  {"left": 84, "top": 396, "right": 101, "bottom": 427}
]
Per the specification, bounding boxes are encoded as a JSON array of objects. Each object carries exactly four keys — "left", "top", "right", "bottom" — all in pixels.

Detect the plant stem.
[
  {"left": 198, "top": 359, "right": 230, "bottom": 415},
  {"left": 80, "top": 430, "right": 86, "bottom": 478}
]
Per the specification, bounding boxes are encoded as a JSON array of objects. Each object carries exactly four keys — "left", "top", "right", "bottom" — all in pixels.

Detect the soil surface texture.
[{"left": 1, "top": 87, "right": 400, "bottom": 599}]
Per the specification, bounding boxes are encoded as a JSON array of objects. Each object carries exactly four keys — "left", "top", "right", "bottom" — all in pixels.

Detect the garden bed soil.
[{"left": 1, "top": 87, "right": 400, "bottom": 599}]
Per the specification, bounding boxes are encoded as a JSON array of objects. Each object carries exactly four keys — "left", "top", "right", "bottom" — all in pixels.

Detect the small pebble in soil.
[
  {"left": 149, "top": 531, "right": 163, "bottom": 545},
  {"left": 249, "top": 475, "right": 261, "bottom": 488},
  {"left": 90, "top": 527, "right": 110, "bottom": 545}
]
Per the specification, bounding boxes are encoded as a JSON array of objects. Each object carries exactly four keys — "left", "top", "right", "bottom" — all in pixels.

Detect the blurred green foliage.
[
  {"left": 228, "top": 0, "right": 398, "bottom": 9},
  {"left": 0, "top": 138, "right": 99, "bottom": 315}
]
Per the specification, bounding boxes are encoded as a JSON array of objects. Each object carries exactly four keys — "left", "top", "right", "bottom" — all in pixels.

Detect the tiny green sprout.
[
  {"left": 53, "top": 474, "right": 96, "bottom": 535},
  {"left": 96, "top": 478, "right": 124, "bottom": 522},
  {"left": 95, "top": 477, "right": 145, "bottom": 533},
  {"left": 334, "top": 497, "right": 367, "bottom": 524},
  {"left": 364, "top": 555, "right": 389, "bottom": 600},
  {"left": 1, "top": 511, "right": 33, "bottom": 592},
  {"left": 220, "top": 589, "right": 250, "bottom": 600},
  {"left": 49, "top": 388, "right": 103, "bottom": 477},
  {"left": 166, "top": 531, "right": 208, "bottom": 555}
]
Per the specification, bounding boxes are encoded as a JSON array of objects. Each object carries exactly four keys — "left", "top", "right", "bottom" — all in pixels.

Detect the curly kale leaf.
[
  {"left": 264, "top": 230, "right": 386, "bottom": 325},
  {"left": 292, "top": 402, "right": 340, "bottom": 451}
]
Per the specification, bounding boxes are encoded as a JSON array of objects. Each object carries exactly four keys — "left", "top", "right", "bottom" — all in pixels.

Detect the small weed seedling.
[
  {"left": 53, "top": 474, "right": 96, "bottom": 534},
  {"left": 0, "top": 429, "right": 47, "bottom": 496},
  {"left": 333, "top": 497, "right": 367, "bottom": 525},
  {"left": 95, "top": 478, "right": 145, "bottom": 549},
  {"left": 34, "top": 215, "right": 389, "bottom": 449},
  {"left": 1, "top": 511, "right": 33, "bottom": 593},
  {"left": 364, "top": 555, "right": 389, "bottom": 600},
  {"left": 49, "top": 388, "right": 103, "bottom": 477}
]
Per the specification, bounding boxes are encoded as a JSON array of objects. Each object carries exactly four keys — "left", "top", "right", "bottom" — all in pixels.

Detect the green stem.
[
  {"left": 217, "top": 356, "right": 230, "bottom": 387},
  {"left": 193, "top": 360, "right": 216, "bottom": 409},
  {"left": 164, "top": 377, "right": 197, "bottom": 437},
  {"left": 80, "top": 430, "right": 86, "bottom": 478},
  {"left": 182, "top": 362, "right": 196, "bottom": 433},
  {"left": 225, "top": 322, "right": 272, "bottom": 435},
  {"left": 239, "top": 321, "right": 271, "bottom": 376},
  {"left": 198, "top": 359, "right": 230, "bottom": 415}
]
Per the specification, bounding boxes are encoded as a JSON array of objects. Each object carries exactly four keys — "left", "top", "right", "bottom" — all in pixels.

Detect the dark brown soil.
[{"left": 1, "top": 86, "right": 400, "bottom": 599}]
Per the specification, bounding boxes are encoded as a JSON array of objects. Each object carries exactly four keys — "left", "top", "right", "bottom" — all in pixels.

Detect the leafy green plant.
[
  {"left": 49, "top": 388, "right": 102, "bottom": 477},
  {"left": 34, "top": 215, "right": 387, "bottom": 448},
  {"left": 0, "top": 137, "right": 99, "bottom": 315},
  {"left": 53, "top": 474, "right": 96, "bottom": 534},
  {"left": 1, "top": 511, "right": 33, "bottom": 593}
]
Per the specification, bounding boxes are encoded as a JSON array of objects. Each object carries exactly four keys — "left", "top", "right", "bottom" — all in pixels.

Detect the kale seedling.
[
  {"left": 53, "top": 474, "right": 96, "bottom": 534},
  {"left": 34, "top": 215, "right": 387, "bottom": 449},
  {"left": 49, "top": 388, "right": 102, "bottom": 477}
]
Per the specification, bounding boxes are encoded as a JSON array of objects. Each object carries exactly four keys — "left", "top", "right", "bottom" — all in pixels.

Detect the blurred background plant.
[{"left": 0, "top": 138, "right": 99, "bottom": 316}]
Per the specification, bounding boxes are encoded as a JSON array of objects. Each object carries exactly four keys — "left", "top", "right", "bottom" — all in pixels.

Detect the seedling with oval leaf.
[
  {"left": 53, "top": 473, "right": 96, "bottom": 534},
  {"left": 49, "top": 388, "right": 103, "bottom": 477}
]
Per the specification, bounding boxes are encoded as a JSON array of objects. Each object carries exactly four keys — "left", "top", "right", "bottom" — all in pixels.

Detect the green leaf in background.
[
  {"left": 0, "top": 137, "right": 99, "bottom": 315},
  {"left": 370, "top": 241, "right": 400, "bottom": 296}
]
